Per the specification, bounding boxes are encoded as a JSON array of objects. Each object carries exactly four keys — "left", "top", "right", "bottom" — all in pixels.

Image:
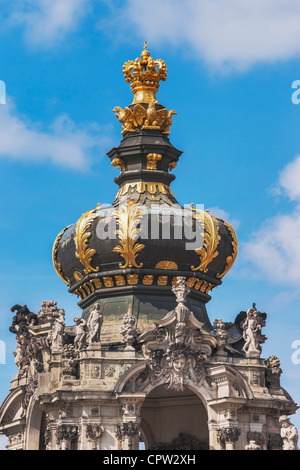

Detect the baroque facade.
[{"left": 0, "top": 44, "right": 298, "bottom": 451}]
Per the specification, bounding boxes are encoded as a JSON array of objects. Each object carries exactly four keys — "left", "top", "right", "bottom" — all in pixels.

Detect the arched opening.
[
  {"left": 38, "top": 411, "right": 48, "bottom": 450},
  {"left": 140, "top": 385, "right": 209, "bottom": 450}
]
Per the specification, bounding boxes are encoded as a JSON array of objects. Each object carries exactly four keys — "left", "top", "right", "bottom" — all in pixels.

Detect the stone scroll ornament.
[
  {"left": 10, "top": 303, "right": 51, "bottom": 379},
  {"left": 126, "top": 276, "right": 217, "bottom": 393}
]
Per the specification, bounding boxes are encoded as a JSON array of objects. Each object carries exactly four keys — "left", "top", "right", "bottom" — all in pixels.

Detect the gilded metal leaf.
[
  {"left": 113, "top": 199, "right": 145, "bottom": 269},
  {"left": 74, "top": 208, "right": 100, "bottom": 275},
  {"left": 191, "top": 208, "right": 220, "bottom": 272}
]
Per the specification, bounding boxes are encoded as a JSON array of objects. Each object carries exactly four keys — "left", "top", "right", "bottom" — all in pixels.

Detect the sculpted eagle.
[{"left": 113, "top": 99, "right": 176, "bottom": 135}]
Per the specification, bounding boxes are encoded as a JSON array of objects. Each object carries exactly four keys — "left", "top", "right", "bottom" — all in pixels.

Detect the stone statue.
[
  {"left": 212, "top": 319, "right": 228, "bottom": 352},
  {"left": 73, "top": 317, "right": 87, "bottom": 351},
  {"left": 279, "top": 415, "right": 299, "bottom": 450},
  {"left": 172, "top": 276, "right": 191, "bottom": 343},
  {"left": 120, "top": 312, "right": 140, "bottom": 350},
  {"left": 51, "top": 309, "right": 65, "bottom": 352},
  {"left": 13, "top": 340, "right": 25, "bottom": 377},
  {"left": 266, "top": 355, "right": 282, "bottom": 389},
  {"left": 87, "top": 303, "right": 103, "bottom": 345},
  {"left": 242, "top": 303, "right": 267, "bottom": 358}
]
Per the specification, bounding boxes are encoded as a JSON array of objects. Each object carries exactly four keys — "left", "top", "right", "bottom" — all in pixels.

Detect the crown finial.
[
  {"left": 122, "top": 43, "right": 168, "bottom": 104},
  {"left": 141, "top": 41, "right": 150, "bottom": 60},
  {"left": 113, "top": 45, "right": 176, "bottom": 136}
]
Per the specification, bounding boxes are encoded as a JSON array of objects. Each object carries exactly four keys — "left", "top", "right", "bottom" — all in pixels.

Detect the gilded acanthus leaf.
[
  {"left": 74, "top": 208, "right": 100, "bottom": 274},
  {"left": 113, "top": 199, "right": 145, "bottom": 268},
  {"left": 191, "top": 208, "right": 220, "bottom": 272}
]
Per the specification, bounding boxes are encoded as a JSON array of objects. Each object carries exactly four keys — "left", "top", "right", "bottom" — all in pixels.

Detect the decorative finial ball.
[{"left": 141, "top": 41, "right": 150, "bottom": 60}]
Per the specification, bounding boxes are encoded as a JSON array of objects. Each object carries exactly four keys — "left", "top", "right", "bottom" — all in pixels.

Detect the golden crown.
[{"left": 122, "top": 42, "right": 168, "bottom": 104}]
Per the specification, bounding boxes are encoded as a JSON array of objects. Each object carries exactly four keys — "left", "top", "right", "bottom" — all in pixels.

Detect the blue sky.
[{"left": 1, "top": 0, "right": 300, "bottom": 448}]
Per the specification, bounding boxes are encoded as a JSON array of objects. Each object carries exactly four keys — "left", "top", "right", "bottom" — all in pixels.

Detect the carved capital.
[{"left": 217, "top": 427, "right": 241, "bottom": 449}]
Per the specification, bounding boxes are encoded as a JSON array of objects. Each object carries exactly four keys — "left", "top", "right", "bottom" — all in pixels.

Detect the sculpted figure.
[
  {"left": 279, "top": 415, "right": 299, "bottom": 450},
  {"left": 52, "top": 309, "right": 65, "bottom": 351},
  {"left": 242, "top": 303, "right": 266, "bottom": 358},
  {"left": 212, "top": 319, "right": 228, "bottom": 352},
  {"left": 120, "top": 312, "right": 140, "bottom": 350},
  {"left": 87, "top": 303, "right": 103, "bottom": 345},
  {"left": 13, "top": 340, "right": 25, "bottom": 376},
  {"left": 73, "top": 317, "right": 87, "bottom": 351}
]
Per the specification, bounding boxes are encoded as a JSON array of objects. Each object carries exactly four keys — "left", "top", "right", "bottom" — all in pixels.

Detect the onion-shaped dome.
[{"left": 52, "top": 44, "right": 238, "bottom": 343}]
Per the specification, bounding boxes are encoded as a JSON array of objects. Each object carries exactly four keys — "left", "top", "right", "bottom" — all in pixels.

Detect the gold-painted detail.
[
  {"left": 111, "top": 157, "right": 126, "bottom": 172},
  {"left": 115, "top": 275, "right": 126, "bottom": 286},
  {"left": 113, "top": 199, "right": 145, "bottom": 269},
  {"left": 86, "top": 281, "right": 95, "bottom": 293},
  {"left": 216, "top": 220, "right": 238, "bottom": 279},
  {"left": 73, "top": 271, "right": 83, "bottom": 282},
  {"left": 113, "top": 101, "right": 176, "bottom": 136},
  {"left": 83, "top": 283, "right": 91, "bottom": 295},
  {"left": 103, "top": 276, "right": 114, "bottom": 288},
  {"left": 91, "top": 278, "right": 102, "bottom": 289},
  {"left": 78, "top": 286, "right": 87, "bottom": 298},
  {"left": 193, "top": 280, "right": 214, "bottom": 294},
  {"left": 127, "top": 274, "right": 139, "bottom": 285},
  {"left": 123, "top": 42, "right": 168, "bottom": 103},
  {"left": 113, "top": 104, "right": 149, "bottom": 134},
  {"left": 72, "top": 274, "right": 215, "bottom": 300},
  {"left": 155, "top": 260, "right": 178, "bottom": 270},
  {"left": 186, "top": 277, "right": 197, "bottom": 288},
  {"left": 146, "top": 153, "right": 162, "bottom": 170},
  {"left": 168, "top": 161, "right": 177, "bottom": 172},
  {"left": 116, "top": 181, "right": 174, "bottom": 199},
  {"left": 142, "top": 274, "right": 153, "bottom": 285},
  {"left": 74, "top": 288, "right": 83, "bottom": 300},
  {"left": 191, "top": 207, "right": 221, "bottom": 273},
  {"left": 157, "top": 275, "right": 168, "bottom": 286},
  {"left": 52, "top": 225, "right": 71, "bottom": 286},
  {"left": 74, "top": 208, "right": 100, "bottom": 275}
]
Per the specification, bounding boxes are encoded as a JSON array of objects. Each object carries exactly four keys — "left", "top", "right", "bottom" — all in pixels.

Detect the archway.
[{"left": 140, "top": 385, "right": 209, "bottom": 450}]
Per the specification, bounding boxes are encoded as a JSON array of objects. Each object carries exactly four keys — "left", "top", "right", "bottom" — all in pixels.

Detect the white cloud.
[
  {"left": 0, "top": 99, "right": 111, "bottom": 169},
  {"left": 242, "top": 209, "right": 300, "bottom": 283},
  {"left": 109, "top": 0, "right": 300, "bottom": 71},
  {"left": 279, "top": 155, "right": 300, "bottom": 202},
  {"left": 208, "top": 206, "right": 240, "bottom": 230},
  {"left": 242, "top": 155, "right": 300, "bottom": 284},
  {"left": 8, "top": 0, "right": 90, "bottom": 47}
]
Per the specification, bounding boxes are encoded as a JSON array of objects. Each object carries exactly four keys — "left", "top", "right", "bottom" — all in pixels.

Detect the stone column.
[
  {"left": 55, "top": 424, "right": 78, "bottom": 450},
  {"left": 117, "top": 421, "right": 139, "bottom": 450},
  {"left": 85, "top": 423, "right": 104, "bottom": 450},
  {"left": 217, "top": 426, "right": 241, "bottom": 450}
]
